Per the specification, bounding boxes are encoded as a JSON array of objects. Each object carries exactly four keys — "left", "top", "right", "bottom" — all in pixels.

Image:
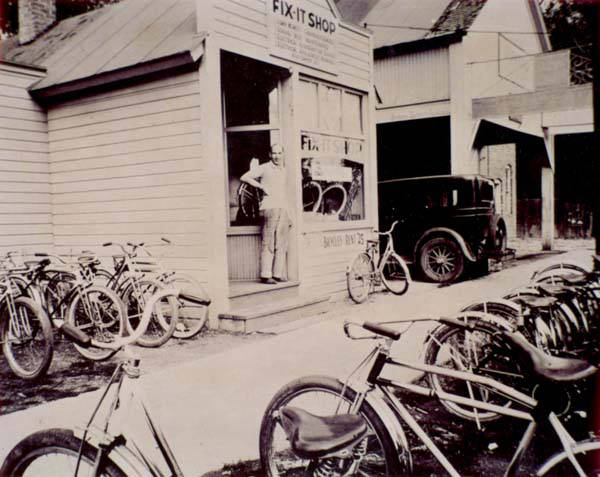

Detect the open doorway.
[{"left": 221, "top": 51, "right": 289, "bottom": 281}]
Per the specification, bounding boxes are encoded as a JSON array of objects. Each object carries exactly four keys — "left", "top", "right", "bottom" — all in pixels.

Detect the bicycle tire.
[
  {"left": 347, "top": 253, "right": 375, "bottom": 304},
  {"left": 259, "top": 375, "right": 406, "bottom": 477},
  {"left": 162, "top": 273, "right": 209, "bottom": 339},
  {"left": 424, "top": 319, "right": 526, "bottom": 422},
  {"left": 2, "top": 297, "right": 53, "bottom": 380},
  {"left": 0, "top": 428, "right": 126, "bottom": 476},
  {"left": 66, "top": 285, "right": 125, "bottom": 361},
  {"left": 539, "top": 437, "right": 600, "bottom": 476},
  {"left": 123, "top": 279, "right": 177, "bottom": 348},
  {"left": 380, "top": 252, "right": 410, "bottom": 295}
]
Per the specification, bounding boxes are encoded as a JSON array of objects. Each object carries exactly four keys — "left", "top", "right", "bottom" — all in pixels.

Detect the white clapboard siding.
[
  {"left": 212, "top": 0, "right": 371, "bottom": 91},
  {"left": 301, "top": 228, "right": 371, "bottom": 299},
  {"left": 49, "top": 70, "right": 208, "bottom": 284},
  {"left": 0, "top": 64, "right": 50, "bottom": 253}
]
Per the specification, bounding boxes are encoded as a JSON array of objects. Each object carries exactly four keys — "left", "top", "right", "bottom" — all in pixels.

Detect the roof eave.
[
  {"left": 374, "top": 31, "right": 465, "bottom": 60},
  {"left": 30, "top": 45, "right": 204, "bottom": 103}
]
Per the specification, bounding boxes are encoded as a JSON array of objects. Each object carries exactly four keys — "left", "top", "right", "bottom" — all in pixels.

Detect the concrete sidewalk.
[{"left": 0, "top": 247, "right": 595, "bottom": 475}]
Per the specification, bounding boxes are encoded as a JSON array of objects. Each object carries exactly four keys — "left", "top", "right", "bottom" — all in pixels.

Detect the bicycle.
[
  {"left": 0, "top": 255, "right": 53, "bottom": 380},
  {"left": 0, "top": 287, "right": 205, "bottom": 476},
  {"left": 346, "top": 221, "right": 411, "bottom": 303},
  {"left": 13, "top": 252, "right": 126, "bottom": 361},
  {"left": 259, "top": 315, "right": 600, "bottom": 476},
  {"left": 99, "top": 239, "right": 210, "bottom": 342}
]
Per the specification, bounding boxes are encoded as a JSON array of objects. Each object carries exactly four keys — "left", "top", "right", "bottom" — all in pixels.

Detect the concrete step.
[{"left": 219, "top": 294, "right": 331, "bottom": 333}]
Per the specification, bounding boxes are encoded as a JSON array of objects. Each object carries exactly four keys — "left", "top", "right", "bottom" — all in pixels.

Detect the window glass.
[
  {"left": 343, "top": 92, "right": 362, "bottom": 134},
  {"left": 320, "top": 86, "right": 341, "bottom": 132},
  {"left": 298, "top": 80, "right": 318, "bottom": 130}
]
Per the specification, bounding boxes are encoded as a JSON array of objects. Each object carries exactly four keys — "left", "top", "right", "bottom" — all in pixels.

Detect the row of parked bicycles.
[
  {"left": 2, "top": 253, "right": 600, "bottom": 476},
  {"left": 0, "top": 238, "right": 210, "bottom": 381}
]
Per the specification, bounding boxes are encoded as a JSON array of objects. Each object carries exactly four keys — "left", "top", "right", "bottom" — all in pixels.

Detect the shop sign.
[
  {"left": 267, "top": 0, "right": 338, "bottom": 74},
  {"left": 320, "top": 231, "right": 365, "bottom": 249},
  {"left": 300, "top": 132, "right": 363, "bottom": 161}
]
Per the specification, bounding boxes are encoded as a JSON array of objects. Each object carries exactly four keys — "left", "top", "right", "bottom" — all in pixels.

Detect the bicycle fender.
[
  {"left": 73, "top": 427, "right": 153, "bottom": 477},
  {"left": 347, "top": 381, "right": 412, "bottom": 471},
  {"left": 459, "top": 298, "right": 522, "bottom": 317},
  {"left": 414, "top": 228, "right": 477, "bottom": 263}
]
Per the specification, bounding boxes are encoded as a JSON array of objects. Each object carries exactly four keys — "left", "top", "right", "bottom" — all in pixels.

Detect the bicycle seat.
[
  {"left": 504, "top": 331, "right": 597, "bottom": 382},
  {"left": 515, "top": 295, "right": 556, "bottom": 308},
  {"left": 537, "top": 284, "right": 578, "bottom": 297},
  {"left": 279, "top": 406, "right": 367, "bottom": 458}
]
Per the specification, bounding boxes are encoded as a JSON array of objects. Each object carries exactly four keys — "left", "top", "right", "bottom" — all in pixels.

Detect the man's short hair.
[{"left": 270, "top": 144, "right": 284, "bottom": 155}]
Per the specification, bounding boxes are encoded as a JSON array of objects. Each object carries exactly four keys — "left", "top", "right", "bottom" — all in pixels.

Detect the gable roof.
[
  {"left": 1, "top": 0, "right": 204, "bottom": 100},
  {"left": 335, "top": 0, "right": 487, "bottom": 49}
]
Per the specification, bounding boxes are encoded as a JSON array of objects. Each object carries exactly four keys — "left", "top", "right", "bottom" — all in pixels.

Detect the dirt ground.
[{"left": 0, "top": 328, "right": 273, "bottom": 415}]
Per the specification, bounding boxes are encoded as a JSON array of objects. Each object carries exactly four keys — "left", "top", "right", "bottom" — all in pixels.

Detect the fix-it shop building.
[{"left": 0, "top": 0, "right": 377, "bottom": 330}]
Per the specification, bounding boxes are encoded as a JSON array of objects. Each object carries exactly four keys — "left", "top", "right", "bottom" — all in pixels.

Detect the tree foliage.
[
  {"left": 543, "top": 0, "right": 595, "bottom": 51},
  {"left": 1, "top": 0, "right": 121, "bottom": 38}
]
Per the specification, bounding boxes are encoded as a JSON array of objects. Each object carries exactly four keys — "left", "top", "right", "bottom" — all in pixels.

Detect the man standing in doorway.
[{"left": 241, "top": 144, "right": 291, "bottom": 284}]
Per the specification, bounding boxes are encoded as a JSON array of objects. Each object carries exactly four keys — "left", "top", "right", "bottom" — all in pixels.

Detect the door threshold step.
[{"left": 219, "top": 295, "right": 331, "bottom": 333}]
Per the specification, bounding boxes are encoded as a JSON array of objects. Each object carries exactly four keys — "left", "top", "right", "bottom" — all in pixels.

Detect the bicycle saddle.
[
  {"left": 537, "top": 284, "right": 579, "bottom": 297},
  {"left": 279, "top": 406, "right": 367, "bottom": 458},
  {"left": 504, "top": 331, "right": 597, "bottom": 382},
  {"left": 515, "top": 295, "right": 557, "bottom": 308},
  {"left": 560, "top": 274, "right": 591, "bottom": 286}
]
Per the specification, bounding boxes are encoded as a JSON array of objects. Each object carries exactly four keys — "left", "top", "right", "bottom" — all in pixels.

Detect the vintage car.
[{"left": 378, "top": 175, "right": 508, "bottom": 283}]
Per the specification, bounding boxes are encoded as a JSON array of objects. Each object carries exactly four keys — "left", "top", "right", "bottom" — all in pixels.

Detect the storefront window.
[
  {"left": 298, "top": 80, "right": 318, "bottom": 130},
  {"left": 299, "top": 79, "right": 366, "bottom": 223}
]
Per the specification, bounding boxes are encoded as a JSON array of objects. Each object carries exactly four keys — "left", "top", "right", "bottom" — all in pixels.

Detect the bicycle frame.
[
  {"left": 72, "top": 350, "right": 183, "bottom": 477},
  {"left": 343, "top": 328, "right": 591, "bottom": 477}
]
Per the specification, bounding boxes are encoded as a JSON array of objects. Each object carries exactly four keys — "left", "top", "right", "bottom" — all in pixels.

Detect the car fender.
[
  {"left": 73, "top": 427, "right": 152, "bottom": 476},
  {"left": 414, "top": 228, "right": 477, "bottom": 263}
]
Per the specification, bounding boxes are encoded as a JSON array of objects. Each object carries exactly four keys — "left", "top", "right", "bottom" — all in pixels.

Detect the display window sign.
[
  {"left": 267, "top": 0, "right": 339, "bottom": 74},
  {"left": 301, "top": 133, "right": 365, "bottom": 223}
]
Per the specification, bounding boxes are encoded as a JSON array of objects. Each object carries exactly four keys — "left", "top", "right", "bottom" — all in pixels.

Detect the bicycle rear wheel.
[
  {"left": 259, "top": 375, "right": 406, "bottom": 477},
  {"left": 2, "top": 297, "right": 53, "bottom": 380},
  {"left": 66, "top": 285, "right": 125, "bottom": 361},
  {"left": 0, "top": 428, "right": 125, "bottom": 476},
  {"left": 347, "top": 253, "right": 375, "bottom": 304},
  {"left": 164, "top": 274, "right": 209, "bottom": 339},
  {"left": 380, "top": 253, "right": 409, "bottom": 295}
]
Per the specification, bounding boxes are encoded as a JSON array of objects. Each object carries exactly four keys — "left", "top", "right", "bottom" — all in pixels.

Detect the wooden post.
[
  {"left": 199, "top": 38, "right": 229, "bottom": 328},
  {"left": 541, "top": 165, "right": 554, "bottom": 251}
]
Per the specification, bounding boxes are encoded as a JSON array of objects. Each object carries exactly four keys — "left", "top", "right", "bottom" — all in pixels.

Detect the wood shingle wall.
[{"left": 0, "top": 63, "right": 51, "bottom": 254}]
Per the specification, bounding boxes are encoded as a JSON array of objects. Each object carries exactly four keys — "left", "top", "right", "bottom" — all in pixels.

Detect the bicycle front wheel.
[
  {"left": 0, "top": 428, "right": 126, "bottom": 476},
  {"left": 164, "top": 274, "right": 209, "bottom": 339},
  {"left": 424, "top": 321, "right": 526, "bottom": 422},
  {"left": 2, "top": 297, "right": 53, "bottom": 380},
  {"left": 347, "top": 253, "right": 375, "bottom": 304},
  {"left": 259, "top": 375, "right": 406, "bottom": 477},
  {"left": 380, "top": 253, "right": 410, "bottom": 295},
  {"left": 123, "top": 280, "right": 177, "bottom": 348},
  {"left": 66, "top": 285, "right": 125, "bottom": 361}
]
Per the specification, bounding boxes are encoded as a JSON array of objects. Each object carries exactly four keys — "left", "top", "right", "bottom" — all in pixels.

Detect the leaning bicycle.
[
  {"left": 346, "top": 221, "right": 410, "bottom": 303},
  {"left": 0, "top": 287, "right": 206, "bottom": 476},
  {"left": 260, "top": 315, "right": 600, "bottom": 476}
]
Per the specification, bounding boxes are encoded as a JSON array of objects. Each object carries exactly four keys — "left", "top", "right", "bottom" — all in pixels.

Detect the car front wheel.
[{"left": 419, "top": 237, "right": 464, "bottom": 283}]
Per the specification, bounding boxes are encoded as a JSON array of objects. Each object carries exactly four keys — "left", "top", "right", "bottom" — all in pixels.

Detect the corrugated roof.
[
  {"left": 335, "top": 0, "right": 487, "bottom": 49},
  {"left": 1, "top": 0, "right": 201, "bottom": 92}
]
